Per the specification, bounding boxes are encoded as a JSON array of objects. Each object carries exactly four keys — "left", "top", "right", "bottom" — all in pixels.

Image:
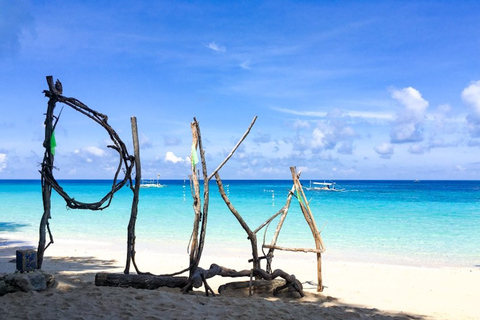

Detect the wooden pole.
[
  {"left": 194, "top": 117, "right": 210, "bottom": 271},
  {"left": 37, "top": 76, "right": 59, "bottom": 269},
  {"left": 125, "top": 116, "right": 141, "bottom": 274},
  {"left": 183, "top": 120, "right": 202, "bottom": 292},
  {"left": 290, "top": 166, "right": 324, "bottom": 292}
]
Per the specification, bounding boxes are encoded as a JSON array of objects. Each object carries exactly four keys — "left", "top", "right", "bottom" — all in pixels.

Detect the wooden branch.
[
  {"left": 290, "top": 166, "right": 324, "bottom": 292},
  {"left": 40, "top": 76, "right": 135, "bottom": 212},
  {"left": 262, "top": 244, "right": 323, "bottom": 254},
  {"left": 207, "top": 116, "right": 257, "bottom": 181},
  {"left": 192, "top": 263, "right": 304, "bottom": 297},
  {"left": 195, "top": 117, "right": 210, "bottom": 270},
  {"left": 185, "top": 117, "right": 255, "bottom": 294},
  {"left": 264, "top": 185, "right": 295, "bottom": 273},
  {"left": 215, "top": 172, "right": 260, "bottom": 270},
  {"left": 252, "top": 209, "right": 284, "bottom": 235}
]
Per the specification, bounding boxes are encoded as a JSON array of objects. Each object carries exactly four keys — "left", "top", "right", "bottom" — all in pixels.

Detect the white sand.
[{"left": 1, "top": 234, "right": 479, "bottom": 320}]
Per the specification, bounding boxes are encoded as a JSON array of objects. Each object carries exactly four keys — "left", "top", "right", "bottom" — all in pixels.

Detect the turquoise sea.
[{"left": 1, "top": 179, "right": 479, "bottom": 268}]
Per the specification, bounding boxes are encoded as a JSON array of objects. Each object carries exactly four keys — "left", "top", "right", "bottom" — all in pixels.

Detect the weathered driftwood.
[
  {"left": 38, "top": 76, "right": 59, "bottom": 268},
  {"left": 183, "top": 118, "right": 210, "bottom": 294},
  {"left": 190, "top": 263, "right": 304, "bottom": 297},
  {"left": 218, "top": 279, "right": 302, "bottom": 298},
  {"left": 207, "top": 116, "right": 257, "bottom": 181},
  {"left": 95, "top": 273, "right": 188, "bottom": 289},
  {"left": 215, "top": 172, "right": 261, "bottom": 271},
  {"left": 125, "top": 116, "right": 142, "bottom": 274},
  {"left": 38, "top": 76, "right": 136, "bottom": 269},
  {"left": 40, "top": 76, "right": 135, "bottom": 211},
  {"left": 182, "top": 117, "right": 257, "bottom": 294},
  {"left": 262, "top": 185, "right": 295, "bottom": 273},
  {"left": 290, "top": 166, "right": 325, "bottom": 292},
  {"left": 262, "top": 244, "right": 323, "bottom": 254}
]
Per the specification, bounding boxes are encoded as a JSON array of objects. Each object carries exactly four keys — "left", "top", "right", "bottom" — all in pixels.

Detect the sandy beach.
[{"left": 1, "top": 234, "right": 479, "bottom": 320}]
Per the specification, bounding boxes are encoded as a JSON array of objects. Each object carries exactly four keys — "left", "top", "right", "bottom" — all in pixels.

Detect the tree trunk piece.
[{"left": 95, "top": 273, "right": 188, "bottom": 289}]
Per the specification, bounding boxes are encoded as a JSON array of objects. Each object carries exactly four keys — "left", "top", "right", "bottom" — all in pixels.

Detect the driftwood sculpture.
[
  {"left": 38, "top": 76, "right": 141, "bottom": 271},
  {"left": 209, "top": 167, "right": 325, "bottom": 293},
  {"left": 183, "top": 118, "right": 306, "bottom": 297},
  {"left": 97, "top": 119, "right": 325, "bottom": 297},
  {"left": 39, "top": 75, "right": 325, "bottom": 296}
]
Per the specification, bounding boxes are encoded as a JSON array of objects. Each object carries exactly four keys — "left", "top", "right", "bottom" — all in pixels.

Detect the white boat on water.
[
  {"left": 306, "top": 181, "right": 344, "bottom": 192},
  {"left": 140, "top": 173, "right": 166, "bottom": 188}
]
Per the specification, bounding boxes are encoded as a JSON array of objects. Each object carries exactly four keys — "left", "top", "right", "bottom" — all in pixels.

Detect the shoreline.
[{"left": 1, "top": 233, "right": 479, "bottom": 319}]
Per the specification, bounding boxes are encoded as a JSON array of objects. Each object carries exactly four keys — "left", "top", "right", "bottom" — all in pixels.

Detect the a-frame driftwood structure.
[{"left": 209, "top": 166, "right": 325, "bottom": 293}]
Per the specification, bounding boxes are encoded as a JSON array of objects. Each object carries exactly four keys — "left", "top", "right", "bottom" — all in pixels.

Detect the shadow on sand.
[{"left": 0, "top": 244, "right": 426, "bottom": 320}]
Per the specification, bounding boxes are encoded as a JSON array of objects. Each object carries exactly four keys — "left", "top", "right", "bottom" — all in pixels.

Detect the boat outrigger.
[{"left": 306, "top": 181, "right": 344, "bottom": 192}]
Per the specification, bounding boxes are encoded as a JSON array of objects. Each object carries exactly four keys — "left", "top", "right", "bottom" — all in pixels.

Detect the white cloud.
[
  {"left": 164, "top": 151, "right": 185, "bottom": 163},
  {"left": 289, "top": 109, "right": 357, "bottom": 157},
  {"left": 390, "top": 87, "right": 429, "bottom": 143},
  {"left": 70, "top": 147, "right": 106, "bottom": 166},
  {"left": 205, "top": 42, "right": 226, "bottom": 53},
  {"left": 273, "top": 107, "right": 327, "bottom": 117},
  {"left": 273, "top": 107, "right": 394, "bottom": 122},
  {"left": 240, "top": 60, "right": 251, "bottom": 70},
  {"left": 293, "top": 119, "right": 310, "bottom": 130},
  {"left": 312, "top": 126, "right": 329, "bottom": 149},
  {"left": 462, "top": 81, "right": 480, "bottom": 113},
  {"left": 347, "top": 111, "right": 395, "bottom": 121},
  {"left": 83, "top": 146, "right": 105, "bottom": 157},
  {"left": 462, "top": 80, "right": 480, "bottom": 137},
  {"left": 374, "top": 142, "right": 394, "bottom": 159},
  {"left": 408, "top": 143, "right": 428, "bottom": 154},
  {"left": 310, "top": 110, "right": 357, "bottom": 152},
  {"left": 0, "top": 153, "right": 7, "bottom": 172},
  {"left": 391, "top": 87, "right": 429, "bottom": 117}
]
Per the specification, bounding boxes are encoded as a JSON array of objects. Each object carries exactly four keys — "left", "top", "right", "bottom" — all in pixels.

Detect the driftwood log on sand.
[
  {"left": 95, "top": 273, "right": 188, "bottom": 290},
  {"left": 95, "top": 263, "right": 304, "bottom": 297}
]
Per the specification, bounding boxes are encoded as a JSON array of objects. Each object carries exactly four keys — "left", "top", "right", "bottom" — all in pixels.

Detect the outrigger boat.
[
  {"left": 306, "top": 181, "right": 344, "bottom": 192},
  {"left": 140, "top": 173, "right": 166, "bottom": 188}
]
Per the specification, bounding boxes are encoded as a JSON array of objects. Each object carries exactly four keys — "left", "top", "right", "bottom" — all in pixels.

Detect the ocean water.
[{"left": 1, "top": 179, "right": 479, "bottom": 268}]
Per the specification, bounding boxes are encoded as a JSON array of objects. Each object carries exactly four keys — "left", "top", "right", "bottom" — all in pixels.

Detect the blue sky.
[{"left": 1, "top": 0, "right": 480, "bottom": 180}]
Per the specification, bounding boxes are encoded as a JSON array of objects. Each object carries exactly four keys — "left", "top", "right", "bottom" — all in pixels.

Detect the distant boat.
[
  {"left": 414, "top": 179, "right": 420, "bottom": 183},
  {"left": 306, "top": 181, "right": 345, "bottom": 192},
  {"left": 140, "top": 173, "right": 166, "bottom": 188}
]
